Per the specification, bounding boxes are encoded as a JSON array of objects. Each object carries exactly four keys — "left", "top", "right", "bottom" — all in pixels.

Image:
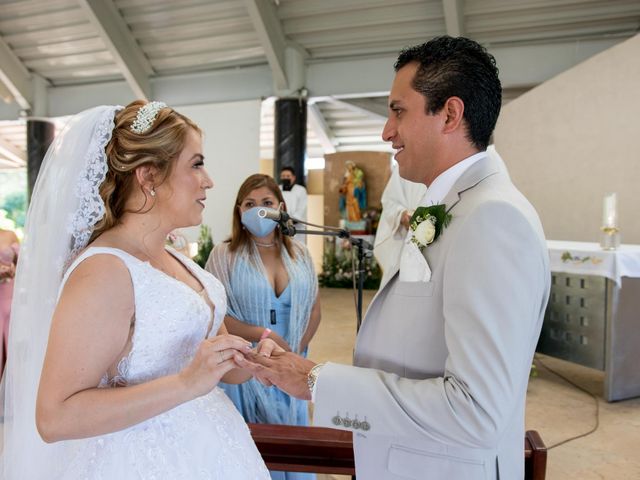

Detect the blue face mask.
[{"left": 241, "top": 206, "right": 278, "bottom": 238}]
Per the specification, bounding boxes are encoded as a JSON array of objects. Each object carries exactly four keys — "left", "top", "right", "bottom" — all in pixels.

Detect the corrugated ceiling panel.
[
  {"left": 116, "top": 0, "right": 265, "bottom": 74},
  {"left": 465, "top": 0, "right": 640, "bottom": 44},
  {"left": 279, "top": 0, "right": 445, "bottom": 58},
  {"left": 0, "top": 0, "right": 121, "bottom": 85},
  {"left": 2, "top": 24, "right": 98, "bottom": 48},
  {"left": 277, "top": 0, "right": 429, "bottom": 19}
]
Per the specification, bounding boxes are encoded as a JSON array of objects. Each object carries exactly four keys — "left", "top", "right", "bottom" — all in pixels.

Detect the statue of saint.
[{"left": 339, "top": 161, "right": 367, "bottom": 223}]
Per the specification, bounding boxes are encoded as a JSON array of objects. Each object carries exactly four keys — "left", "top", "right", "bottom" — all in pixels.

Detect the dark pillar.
[
  {"left": 26, "top": 119, "right": 55, "bottom": 202},
  {"left": 274, "top": 97, "right": 307, "bottom": 186}
]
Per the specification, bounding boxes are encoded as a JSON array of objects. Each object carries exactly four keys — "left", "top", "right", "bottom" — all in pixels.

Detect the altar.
[{"left": 538, "top": 241, "right": 640, "bottom": 401}]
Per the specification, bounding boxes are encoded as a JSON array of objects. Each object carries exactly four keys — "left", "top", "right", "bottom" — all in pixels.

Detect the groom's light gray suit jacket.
[{"left": 314, "top": 154, "right": 550, "bottom": 479}]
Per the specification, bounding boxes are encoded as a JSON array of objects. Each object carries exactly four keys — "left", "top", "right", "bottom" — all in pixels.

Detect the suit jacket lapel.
[
  {"left": 365, "top": 155, "right": 504, "bottom": 323},
  {"left": 442, "top": 154, "right": 502, "bottom": 214}
]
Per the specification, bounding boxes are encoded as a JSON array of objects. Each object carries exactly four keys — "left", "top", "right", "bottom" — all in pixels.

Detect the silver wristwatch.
[{"left": 307, "top": 363, "right": 325, "bottom": 396}]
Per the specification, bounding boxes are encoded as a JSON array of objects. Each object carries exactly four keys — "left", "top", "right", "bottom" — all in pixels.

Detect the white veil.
[{"left": 0, "top": 105, "right": 122, "bottom": 479}]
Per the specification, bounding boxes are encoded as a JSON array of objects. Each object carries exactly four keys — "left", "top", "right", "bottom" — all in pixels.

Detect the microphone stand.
[{"left": 280, "top": 217, "right": 373, "bottom": 332}]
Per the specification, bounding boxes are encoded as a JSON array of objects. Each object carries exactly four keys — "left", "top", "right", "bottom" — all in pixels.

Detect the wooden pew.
[{"left": 249, "top": 424, "right": 547, "bottom": 480}]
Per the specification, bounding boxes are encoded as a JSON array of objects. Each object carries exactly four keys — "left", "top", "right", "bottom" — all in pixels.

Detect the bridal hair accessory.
[{"left": 130, "top": 101, "right": 167, "bottom": 134}]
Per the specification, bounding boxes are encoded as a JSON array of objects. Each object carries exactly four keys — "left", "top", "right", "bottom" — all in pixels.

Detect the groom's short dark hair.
[{"left": 395, "top": 36, "right": 502, "bottom": 151}]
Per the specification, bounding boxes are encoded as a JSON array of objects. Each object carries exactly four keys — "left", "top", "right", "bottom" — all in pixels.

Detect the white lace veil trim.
[
  {"left": 69, "top": 111, "right": 118, "bottom": 261},
  {"left": 0, "top": 105, "right": 122, "bottom": 479}
]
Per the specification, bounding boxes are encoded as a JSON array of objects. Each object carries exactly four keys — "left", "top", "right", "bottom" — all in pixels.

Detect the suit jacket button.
[{"left": 332, "top": 415, "right": 342, "bottom": 426}]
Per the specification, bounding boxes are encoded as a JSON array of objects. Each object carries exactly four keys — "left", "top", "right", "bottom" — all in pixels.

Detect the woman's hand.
[
  {"left": 179, "top": 334, "right": 252, "bottom": 398},
  {"left": 265, "top": 330, "right": 292, "bottom": 352},
  {"left": 255, "top": 338, "right": 286, "bottom": 357},
  {"left": 0, "top": 263, "right": 15, "bottom": 281},
  {"left": 252, "top": 339, "right": 285, "bottom": 386}
]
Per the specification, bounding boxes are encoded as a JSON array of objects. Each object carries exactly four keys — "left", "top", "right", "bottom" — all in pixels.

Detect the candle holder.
[{"left": 600, "top": 226, "right": 620, "bottom": 250}]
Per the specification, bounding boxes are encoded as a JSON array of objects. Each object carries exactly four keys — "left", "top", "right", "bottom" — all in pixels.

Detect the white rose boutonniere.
[
  {"left": 409, "top": 204, "right": 452, "bottom": 250},
  {"left": 413, "top": 218, "right": 436, "bottom": 246}
]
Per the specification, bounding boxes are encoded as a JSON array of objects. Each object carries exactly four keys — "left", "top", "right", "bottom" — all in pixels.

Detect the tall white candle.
[{"left": 602, "top": 193, "right": 617, "bottom": 228}]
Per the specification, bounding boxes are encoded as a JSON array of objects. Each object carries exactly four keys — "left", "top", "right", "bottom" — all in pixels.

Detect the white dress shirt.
[
  {"left": 280, "top": 184, "right": 307, "bottom": 222},
  {"left": 399, "top": 151, "right": 487, "bottom": 282}
]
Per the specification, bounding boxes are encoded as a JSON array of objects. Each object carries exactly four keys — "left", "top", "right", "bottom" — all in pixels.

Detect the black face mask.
[{"left": 281, "top": 179, "right": 292, "bottom": 191}]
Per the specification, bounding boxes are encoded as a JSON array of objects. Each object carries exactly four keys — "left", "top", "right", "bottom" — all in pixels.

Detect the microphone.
[{"left": 257, "top": 207, "right": 291, "bottom": 223}]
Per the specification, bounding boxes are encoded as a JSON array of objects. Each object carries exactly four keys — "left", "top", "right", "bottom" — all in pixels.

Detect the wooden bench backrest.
[{"left": 249, "top": 424, "right": 547, "bottom": 480}]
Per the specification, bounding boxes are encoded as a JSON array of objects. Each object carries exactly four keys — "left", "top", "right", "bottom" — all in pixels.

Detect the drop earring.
[{"left": 150, "top": 187, "right": 156, "bottom": 197}]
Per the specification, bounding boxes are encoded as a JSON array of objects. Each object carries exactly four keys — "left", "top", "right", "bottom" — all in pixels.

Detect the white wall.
[
  {"left": 177, "top": 100, "right": 262, "bottom": 244},
  {"left": 494, "top": 34, "right": 640, "bottom": 243}
]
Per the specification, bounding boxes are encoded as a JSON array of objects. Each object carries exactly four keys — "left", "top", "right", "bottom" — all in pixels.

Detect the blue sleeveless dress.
[{"left": 223, "top": 283, "right": 313, "bottom": 480}]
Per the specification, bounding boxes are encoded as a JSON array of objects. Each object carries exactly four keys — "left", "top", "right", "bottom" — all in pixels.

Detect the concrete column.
[
  {"left": 274, "top": 97, "right": 307, "bottom": 185},
  {"left": 26, "top": 118, "right": 54, "bottom": 201}
]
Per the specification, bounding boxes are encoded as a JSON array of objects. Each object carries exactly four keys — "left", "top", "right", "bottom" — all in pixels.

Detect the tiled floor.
[{"left": 309, "top": 288, "right": 640, "bottom": 480}]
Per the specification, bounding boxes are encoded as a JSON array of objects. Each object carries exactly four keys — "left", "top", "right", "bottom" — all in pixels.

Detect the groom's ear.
[{"left": 441, "top": 96, "right": 465, "bottom": 134}]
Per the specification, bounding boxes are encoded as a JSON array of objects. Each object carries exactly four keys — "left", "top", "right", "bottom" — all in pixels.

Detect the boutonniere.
[{"left": 409, "top": 204, "right": 452, "bottom": 249}]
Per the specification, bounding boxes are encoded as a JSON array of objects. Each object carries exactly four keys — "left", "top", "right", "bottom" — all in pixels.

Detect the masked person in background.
[
  {"left": 279, "top": 167, "right": 308, "bottom": 244},
  {"left": 206, "top": 173, "right": 321, "bottom": 480}
]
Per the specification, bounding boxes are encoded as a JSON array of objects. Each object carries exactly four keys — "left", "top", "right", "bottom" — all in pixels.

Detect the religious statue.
[{"left": 339, "top": 161, "right": 367, "bottom": 230}]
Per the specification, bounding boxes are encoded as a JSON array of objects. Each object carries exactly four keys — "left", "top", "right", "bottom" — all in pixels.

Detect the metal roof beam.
[
  {"left": 0, "top": 37, "right": 626, "bottom": 121},
  {"left": 244, "top": 0, "right": 289, "bottom": 91},
  {"left": 442, "top": 0, "right": 465, "bottom": 37},
  {"left": 0, "top": 159, "right": 24, "bottom": 169},
  {"left": 338, "top": 98, "right": 388, "bottom": 121},
  {"left": 307, "top": 103, "right": 336, "bottom": 154},
  {"left": 78, "top": 0, "right": 153, "bottom": 100},
  {"left": 0, "top": 81, "right": 14, "bottom": 104},
  {"left": 0, "top": 135, "right": 26, "bottom": 167},
  {"left": 0, "top": 36, "right": 32, "bottom": 111}
]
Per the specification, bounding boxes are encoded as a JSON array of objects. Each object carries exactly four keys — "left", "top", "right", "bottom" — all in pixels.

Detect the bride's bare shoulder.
[{"left": 63, "top": 234, "right": 134, "bottom": 302}]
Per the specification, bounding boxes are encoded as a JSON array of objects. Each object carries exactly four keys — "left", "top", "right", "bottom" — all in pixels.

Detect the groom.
[{"left": 242, "top": 36, "right": 550, "bottom": 480}]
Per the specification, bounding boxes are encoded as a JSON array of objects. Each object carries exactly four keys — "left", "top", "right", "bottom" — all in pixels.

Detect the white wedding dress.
[{"left": 56, "top": 246, "right": 270, "bottom": 479}]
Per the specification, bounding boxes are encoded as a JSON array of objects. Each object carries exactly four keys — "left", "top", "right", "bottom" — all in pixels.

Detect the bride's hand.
[
  {"left": 0, "top": 263, "right": 15, "bottom": 280},
  {"left": 251, "top": 339, "right": 285, "bottom": 386},
  {"left": 179, "top": 335, "right": 252, "bottom": 398},
  {"left": 255, "top": 338, "right": 285, "bottom": 357},
  {"left": 263, "top": 330, "right": 292, "bottom": 352}
]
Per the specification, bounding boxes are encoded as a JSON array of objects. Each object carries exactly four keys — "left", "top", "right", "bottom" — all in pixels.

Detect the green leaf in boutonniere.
[{"left": 409, "top": 204, "right": 452, "bottom": 249}]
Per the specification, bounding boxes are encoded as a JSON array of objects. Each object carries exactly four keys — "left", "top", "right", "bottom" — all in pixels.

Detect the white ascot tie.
[
  {"left": 399, "top": 228, "right": 432, "bottom": 282},
  {"left": 395, "top": 151, "right": 486, "bottom": 284}
]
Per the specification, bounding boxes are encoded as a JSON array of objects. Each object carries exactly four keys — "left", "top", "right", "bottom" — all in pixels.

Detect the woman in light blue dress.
[{"left": 207, "top": 174, "right": 321, "bottom": 480}]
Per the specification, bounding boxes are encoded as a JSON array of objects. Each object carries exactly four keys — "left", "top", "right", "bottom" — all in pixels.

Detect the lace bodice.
[{"left": 62, "top": 246, "right": 227, "bottom": 386}]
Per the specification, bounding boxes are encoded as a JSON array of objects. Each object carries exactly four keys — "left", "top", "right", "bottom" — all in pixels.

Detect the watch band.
[{"left": 307, "top": 363, "right": 325, "bottom": 397}]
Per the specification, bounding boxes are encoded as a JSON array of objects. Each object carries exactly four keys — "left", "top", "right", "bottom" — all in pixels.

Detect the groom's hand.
[{"left": 238, "top": 351, "right": 315, "bottom": 401}]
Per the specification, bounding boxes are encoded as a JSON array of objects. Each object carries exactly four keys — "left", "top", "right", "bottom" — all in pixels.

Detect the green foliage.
[
  {"left": 410, "top": 204, "right": 452, "bottom": 241},
  {"left": 318, "top": 239, "right": 381, "bottom": 290},
  {"left": 1, "top": 191, "right": 27, "bottom": 228},
  {"left": 193, "top": 224, "right": 213, "bottom": 268}
]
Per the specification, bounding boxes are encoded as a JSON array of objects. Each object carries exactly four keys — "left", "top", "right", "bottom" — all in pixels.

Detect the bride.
[{"left": 0, "top": 101, "right": 275, "bottom": 478}]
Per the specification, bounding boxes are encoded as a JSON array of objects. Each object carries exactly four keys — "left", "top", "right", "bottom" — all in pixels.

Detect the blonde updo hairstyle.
[{"left": 89, "top": 100, "right": 201, "bottom": 242}]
